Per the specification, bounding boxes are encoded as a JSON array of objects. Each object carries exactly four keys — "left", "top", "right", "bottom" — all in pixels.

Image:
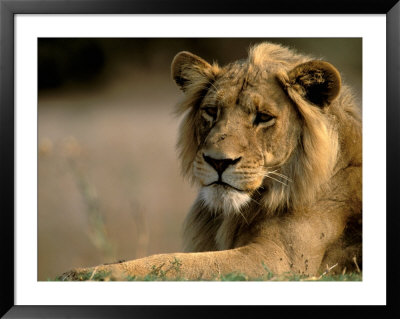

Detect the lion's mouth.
[{"left": 206, "top": 181, "right": 246, "bottom": 193}]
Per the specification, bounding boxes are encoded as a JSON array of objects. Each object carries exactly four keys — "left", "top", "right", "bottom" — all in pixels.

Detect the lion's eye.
[
  {"left": 254, "top": 112, "right": 275, "bottom": 126},
  {"left": 203, "top": 106, "right": 218, "bottom": 119}
]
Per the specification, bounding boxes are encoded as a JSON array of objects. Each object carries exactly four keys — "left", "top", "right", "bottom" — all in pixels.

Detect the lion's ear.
[
  {"left": 171, "top": 51, "right": 215, "bottom": 92},
  {"left": 285, "top": 60, "right": 341, "bottom": 107}
]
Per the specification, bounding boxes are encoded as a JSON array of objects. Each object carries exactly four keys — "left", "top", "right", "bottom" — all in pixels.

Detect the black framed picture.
[{"left": 1, "top": 1, "right": 399, "bottom": 318}]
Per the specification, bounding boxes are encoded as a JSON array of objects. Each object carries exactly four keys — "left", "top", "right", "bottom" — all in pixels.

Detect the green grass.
[
  {"left": 54, "top": 271, "right": 362, "bottom": 281},
  {"left": 54, "top": 270, "right": 113, "bottom": 281}
]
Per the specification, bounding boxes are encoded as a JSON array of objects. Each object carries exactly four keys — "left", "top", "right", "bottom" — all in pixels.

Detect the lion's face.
[
  {"left": 172, "top": 44, "right": 341, "bottom": 214},
  {"left": 192, "top": 69, "right": 301, "bottom": 212}
]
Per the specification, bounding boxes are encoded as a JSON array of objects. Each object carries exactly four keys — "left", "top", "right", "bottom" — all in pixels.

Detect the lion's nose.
[{"left": 203, "top": 154, "right": 242, "bottom": 175}]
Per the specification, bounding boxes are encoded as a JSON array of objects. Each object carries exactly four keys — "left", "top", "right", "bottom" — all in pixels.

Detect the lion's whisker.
[
  {"left": 238, "top": 209, "right": 249, "bottom": 225},
  {"left": 269, "top": 170, "right": 293, "bottom": 182},
  {"left": 249, "top": 197, "right": 260, "bottom": 206},
  {"left": 255, "top": 170, "right": 292, "bottom": 184},
  {"left": 264, "top": 164, "right": 282, "bottom": 170},
  {"left": 264, "top": 174, "right": 288, "bottom": 186}
]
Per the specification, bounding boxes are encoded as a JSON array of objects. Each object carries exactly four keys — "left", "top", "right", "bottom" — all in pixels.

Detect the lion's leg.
[{"left": 61, "top": 241, "right": 294, "bottom": 281}]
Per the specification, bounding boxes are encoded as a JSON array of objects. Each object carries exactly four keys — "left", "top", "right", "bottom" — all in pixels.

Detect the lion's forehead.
[
  {"left": 216, "top": 63, "right": 265, "bottom": 88},
  {"left": 203, "top": 68, "right": 288, "bottom": 114}
]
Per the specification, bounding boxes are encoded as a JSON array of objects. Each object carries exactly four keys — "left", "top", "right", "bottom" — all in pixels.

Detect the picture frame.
[{"left": 1, "top": 0, "right": 399, "bottom": 317}]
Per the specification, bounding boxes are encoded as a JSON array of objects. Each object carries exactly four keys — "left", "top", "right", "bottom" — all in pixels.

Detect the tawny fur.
[{"left": 64, "top": 42, "right": 361, "bottom": 280}]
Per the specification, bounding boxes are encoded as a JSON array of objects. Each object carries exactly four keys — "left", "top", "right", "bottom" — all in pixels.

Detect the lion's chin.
[{"left": 199, "top": 184, "right": 251, "bottom": 215}]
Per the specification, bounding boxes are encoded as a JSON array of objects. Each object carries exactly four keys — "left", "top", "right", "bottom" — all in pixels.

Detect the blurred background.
[{"left": 38, "top": 38, "right": 362, "bottom": 280}]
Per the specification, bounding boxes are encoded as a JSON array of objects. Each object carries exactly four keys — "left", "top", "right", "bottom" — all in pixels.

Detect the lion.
[{"left": 63, "top": 42, "right": 362, "bottom": 280}]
